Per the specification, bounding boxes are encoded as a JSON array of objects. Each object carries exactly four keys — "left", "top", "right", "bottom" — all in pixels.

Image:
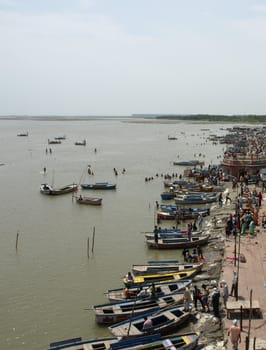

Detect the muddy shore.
[{"left": 181, "top": 186, "right": 238, "bottom": 350}]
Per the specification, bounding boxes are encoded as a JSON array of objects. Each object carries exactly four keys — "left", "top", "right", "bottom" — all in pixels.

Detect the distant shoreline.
[{"left": 0, "top": 114, "right": 266, "bottom": 124}]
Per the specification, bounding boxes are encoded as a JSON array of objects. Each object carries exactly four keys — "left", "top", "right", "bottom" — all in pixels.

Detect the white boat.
[
  {"left": 132, "top": 262, "right": 203, "bottom": 275},
  {"left": 93, "top": 293, "right": 183, "bottom": 324},
  {"left": 105, "top": 279, "right": 192, "bottom": 302}
]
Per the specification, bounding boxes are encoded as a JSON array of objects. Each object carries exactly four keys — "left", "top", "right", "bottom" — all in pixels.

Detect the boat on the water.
[
  {"left": 105, "top": 279, "right": 192, "bottom": 302},
  {"left": 40, "top": 183, "right": 78, "bottom": 195},
  {"left": 76, "top": 195, "right": 102, "bottom": 205},
  {"left": 17, "top": 131, "right": 28, "bottom": 136},
  {"left": 145, "top": 234, "right": 210, "bottom": 249},
  {"left": 49, "top": 332, "right": 201, "bottom": 350},
  {"left": 113, "top": 332, "right": 201, "bottom": 350},
  {"left": 48, "top": 139, "right": 61, "bottom": 144},
  {"left": 75, "top": 139, "right": 86, "bottom": 146},
  {"left": 81, "top": 182, "right": 116, "bottom": 190},
  {"left": 157, "top": 207, "right": 210, "bottom": 220},
  {"left": 173, "top": 160, "right": 204, "bottom": 166},
  {"left": 144, "top": 230, "right": 203, "bottom": 239},
  {"left": 160, "top": 192, "right": 177, "bottom": 200},
  {"left": 49, "top": 336, "right": 119, "bottom": 350},
  {"left": 174, "top": 193, "right": 217, "bottom": 205},
  {"left": 132, "top": 262, "right": 203, "bottom": 275},
  {"left": 93, "top": 293, "right": 183, "bottom": 324},
  {"left": 123, "top": 269, "right": 197, "bottom": 287},
  {"left": 108, "top": 304, "right": 191, "bottom": 338}
]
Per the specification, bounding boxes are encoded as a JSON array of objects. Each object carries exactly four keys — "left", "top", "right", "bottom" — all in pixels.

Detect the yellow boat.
[{"left": 123, "top": 268, "right": 198, "bottom": 287}]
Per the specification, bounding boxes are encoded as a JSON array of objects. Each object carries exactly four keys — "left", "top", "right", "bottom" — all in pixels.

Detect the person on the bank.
[
  {"left": 228, "top": 319, "right": 241, "bottom": 350},
  {"left": 230, "top": 271, "right": 238, "bottom": 297},
  {"left": 220, "top": 280, "right": 229, "bottom": 306},
  {"left": 211, "top": 287, "right": 220, "bottom": 318},
  {"left": 183, "top": 287, "right": 192, "bottom": 311},
  {"left": 153, "top": 225, "right": 159, "bottom": 244},
  {"left": 192, "top": 285, "right": 204, "bottom": 310},
  {"left": 201, "top": 284, "right": 210, "bottom": 312}
]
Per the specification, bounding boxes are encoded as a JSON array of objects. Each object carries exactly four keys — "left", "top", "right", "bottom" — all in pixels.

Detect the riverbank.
[
  {"left": 192, "top": 184, "right": 266, "bottom": 349},
  {"left": 221, "top": 193, "right": 266, "bottom": 349}
]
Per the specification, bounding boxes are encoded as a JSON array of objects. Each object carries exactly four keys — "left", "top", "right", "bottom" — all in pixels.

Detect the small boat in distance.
[
  {"left": 76, "top": 195, "right": 102, "bottom": 206},
  {"left": 17, "top": 131, "right": 28, "bottom": 136},
  {"left": 75, "top": 139, "right": 86, "bottom": 146},
  {"left": 173, "top": 160, "right": 204, "bottom": 166},
  {"left": 48, "top": 139, "right": 61, "bottom": 144},
  {"left": 40, "top": 183, "right": 78, "bottom": 195},
  {"left": 81, "top": 182, "right": 116, "bottom": 190},
  {"left": 54, "top": 135, "right": 66, "bottom": 140}
]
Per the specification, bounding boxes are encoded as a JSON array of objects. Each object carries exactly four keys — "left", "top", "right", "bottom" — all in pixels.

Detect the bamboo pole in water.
[
  {"left": 87, "top": 237, "right": 90, "bottom": 258},
  {"left": 15, "top": 231, "right": 19, "bottom": 250},
  {"left": 92, "top": 226, "right": 95, "bottom": 253}
]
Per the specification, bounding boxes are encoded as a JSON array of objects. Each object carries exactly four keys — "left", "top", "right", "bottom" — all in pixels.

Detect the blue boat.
[
  {"left": 81, "top": 182, "right": 116, "bottom": 190},
  {"left": 108, "top": 304, "right": 191, "bottom": 338},
  {"left": 160, "top": 192, "right": 176, "bottom": 200},
  {"left": 49, "top": 332, "right": 201, "bottom": 350},
  {"left": 174, "top": 193, "right": 217, "bottom": 205}
]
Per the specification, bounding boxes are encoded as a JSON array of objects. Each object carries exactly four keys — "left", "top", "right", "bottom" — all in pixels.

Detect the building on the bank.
[{"left": 220, "top": 127, "right": 266, "bottom": 178}]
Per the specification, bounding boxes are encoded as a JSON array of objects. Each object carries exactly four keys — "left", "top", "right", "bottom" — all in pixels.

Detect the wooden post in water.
[
  {"left": 15, "top": 231, "right": 20, "bottom": 250},
  {"left": 92, "top": 226, "right": 95, "bottom": 253},
  {"left": 87, "top": 237, "right": 90, "bottom": 258},
  {"left": 246, "top": 289, "right": 253, "bottom": 350},
  {"left": 240, "top": 306, "right": 243, "bottom": 331}
]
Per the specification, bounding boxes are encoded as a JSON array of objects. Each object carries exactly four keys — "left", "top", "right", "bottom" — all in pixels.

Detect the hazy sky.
[{"left": 1, "top": 0, "right": 266, "bottom": 116}]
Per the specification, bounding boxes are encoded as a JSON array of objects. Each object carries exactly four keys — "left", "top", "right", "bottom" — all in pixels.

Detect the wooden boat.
[
  {"left": 76, "top": 195, "right": 102, "bottom": 205},
  {"left": 49, "top": 332, "right": 201, "bottom": 350},
  {"left": 93, "top": 293, "right": 183, "bottom": 324},
  {"left": 173, "top": 160, "right": 204, "bottom": 166},
  {"left": 49, "top": 336, "right": 119, "bottom": 350},
  {"left": 176, "top": 184, "right": 214, "bottom": 192},
  {"left": 54, "top": 135, "right": 66, "bottom": 140},
  {"left": 160, "top": 192, "right": 176, "bottom": 200},
  {"left": 144, "top": 230, "right": 203, "bottom": 239},
  {"left": 122, "top": 269, "right": 197, "bottom": 287},
  {"left": 81, "top": 182, "right": 116, "bottom": 190},
  {"left": 145, "top": 234, "right": 210, "bottom": 249},
  {"left": 75, "top": 139, "right": 86, "bottom": 146},
  {"left": 160, "top": 204, "right": 210, "bottom": 216},
  {"left": 163, "top": 180, "right": 188, "bottom": 188},
  {"left": 132, "top": 262, "right": 203, "bottom": 275},
  {"left": 108, "top": 304, "right": 191, "bottom": 338},
  {"left": 17, "top": 131, "right": 28, "bottom": 136},
  {"left": 105, "top": 280, "right": 192, "bottom": 302},
  {"left": 174, "top": 193, "right": 217, "bottom": 205},
  {"left": 157, "top": 207, "right": 210, "bottom": 220},
  {"left": 40, "top": 183, "right": 78, "bottom": 195},
  {"left": 109, "top": 332, "right": 201, "bottom": 350},
  {"left": 48, "top": 139, "right": 61, "bottom": 144}
]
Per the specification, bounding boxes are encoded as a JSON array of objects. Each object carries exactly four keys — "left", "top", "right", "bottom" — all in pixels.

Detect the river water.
[{"left": 0, "top": 118, "right": 228, "bottom": 349}]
